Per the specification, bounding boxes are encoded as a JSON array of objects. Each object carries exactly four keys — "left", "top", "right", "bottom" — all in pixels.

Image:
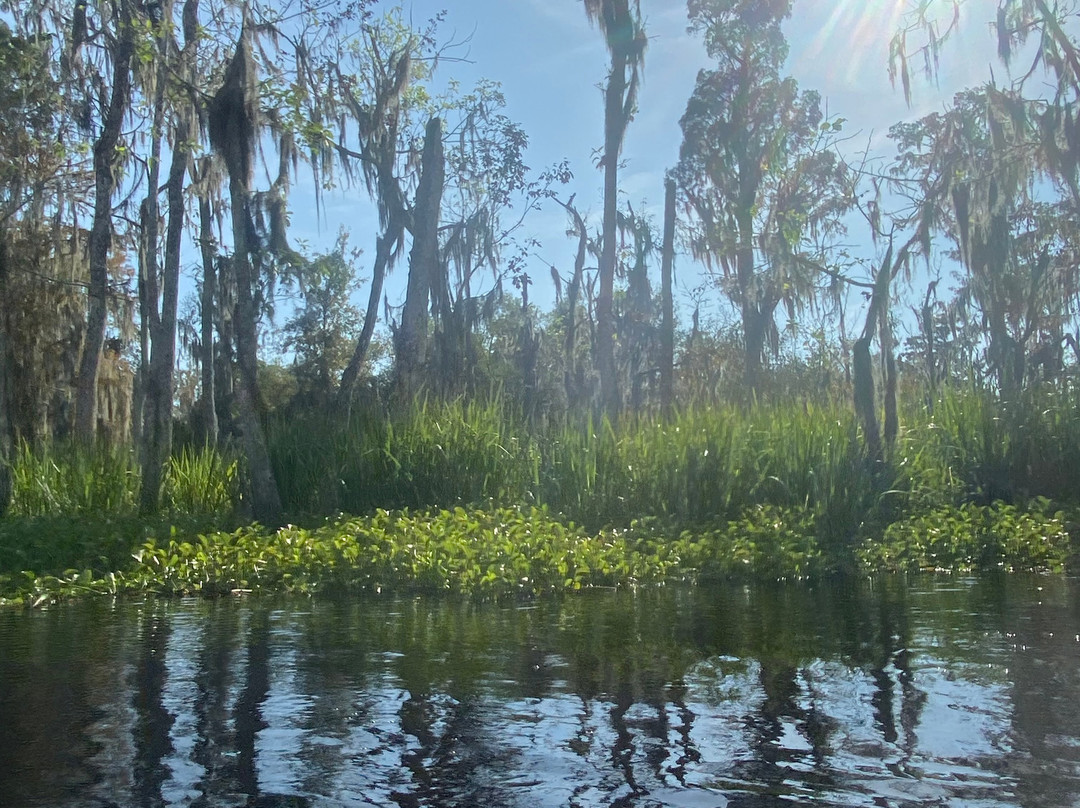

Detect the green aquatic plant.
[
  {"left": 0, "top": 506, "right": 673, "bottom": 606},
  {"left": 1, "top": 497, "right": 1074, "bottom": 607},
  {"left": 860, "top": 498, "right": 1072, "bottom": 573}
]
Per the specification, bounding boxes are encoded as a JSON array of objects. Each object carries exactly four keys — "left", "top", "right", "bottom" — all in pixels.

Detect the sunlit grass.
[{"left": 3, "top": 383, "right": 1079, "bottom": 604}]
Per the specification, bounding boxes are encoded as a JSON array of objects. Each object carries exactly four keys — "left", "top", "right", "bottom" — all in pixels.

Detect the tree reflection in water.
[{"left": 0, "top": 576, "right": 1077, "bottom": 807}]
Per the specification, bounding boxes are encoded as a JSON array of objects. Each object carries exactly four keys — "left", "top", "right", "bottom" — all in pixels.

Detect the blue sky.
[{"left": 281, "top": 0, "right": 1001, "bottom": 326}]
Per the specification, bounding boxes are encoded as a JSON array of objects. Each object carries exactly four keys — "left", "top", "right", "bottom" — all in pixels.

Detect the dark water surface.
[{"left": 1, "top": 577, "right": 1079, "bottom": 807}]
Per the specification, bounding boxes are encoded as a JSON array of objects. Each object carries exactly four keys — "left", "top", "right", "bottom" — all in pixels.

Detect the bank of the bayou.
[
  {"left": 1, "top": 499, "right": 1074, "bottom": 607},
  {"left": 3, "top": 392, "right": 1080, "bottom": 606}
]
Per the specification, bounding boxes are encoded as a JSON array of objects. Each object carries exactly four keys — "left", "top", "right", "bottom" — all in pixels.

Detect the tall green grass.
[
  {"left": 269, "top": 397, "right": 885, "bottom": 551},
  {"left": 6, "top": 441, "right": 241, "bottom": 519},
  {"left": 7, "top": 383, "right": 1079, "bottom": 556},
  {"left": 895, "top": 383, "right": 1080, "bottom": 509},
  {"left": 162, "top": 447, "right": 242, "bottom": 516},
  {"left": 7, "top": 441, "right": 139, "bottom": 516},
  {"left": 537, "top": 403, "right": 874, "bottom": 540},
  {"left": 268, "top": 397, "right": 539, "bottom": 516},
  {"left": 4, "top": 384, "right": 1079, "bottom": 594}
]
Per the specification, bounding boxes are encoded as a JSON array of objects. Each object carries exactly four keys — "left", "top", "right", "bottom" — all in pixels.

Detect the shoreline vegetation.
[
  {"left": 4, "top": 2, "right": 1080, "bottom": 609},
  {"left": 2, "top": 390, "right": 1077, "bottom": 607}
]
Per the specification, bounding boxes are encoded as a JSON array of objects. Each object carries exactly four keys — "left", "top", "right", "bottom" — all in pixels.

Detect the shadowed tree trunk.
[
  {"left": 338, "top": 229, "right": 396, "bottom": 411},
  {"left": 196, "top": 181, "right": 218, "bottom": 447},
  {"left": 558, "top": 197, "right": 589, "bottom": 409},
  {"left": 585, "top": 0, "right": 646, "bottom": 419},
  {"left": 0, "top": 231, "right": 11, "bottom": 516},
  {"left": 883, "top": 324, "right": 898, "bottom": 449},
  {"left": 596, "top": 51, "right": 624, "bottom": 418},
  {"left": 854, "top": 240, "right": 909, "bottom": 462},
  {"left": 735, "top": 198, "right": 773, "bottom": 395},
  {"left": 74, "top": 0, "right": 136, "bottom": 443},
  {"left": 395, "top": 116, "right": 444, "bottom": 402},
  {"left": 141, "top": 0, "right": 198, "bottom": 512},
  {"left": 209, "top": 28, "right": 282, "bottom": 524},
  {"left": 140, "top": 91, "right": 193, "bottom": 512},
  {"left": 133, "top": 54, "right": 168, "bottom": 458},
  {"left": 660, "top": 177, "right": 676, "bottom": 420},
  {"left": 853, "top": 335, "right": 880, "bottom": 461},
  {"left": 334, "top": 37, "right": 414, "bottom": 411}
]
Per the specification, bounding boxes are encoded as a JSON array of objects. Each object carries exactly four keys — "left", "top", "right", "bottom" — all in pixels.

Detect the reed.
[
  {"left": 537, "top": 403, "right": 875, "bottom": 549},
  {"left": 7, "top": 441, "right": 139, "bottom": 517},
  {"left": 162, "top": 447, "right": 242, "bottom": 516},
  {"left": 268, "top": 397, "right": 539, "bottom": 516},
  {"left": 895, "top": 383, "right": 1080, "bottom": 508},
  {"left": 7, "top": 441, "right": 242, "bottom": 519},
  {"left": 5, "top": 384, "right": 1077, "bottom": 590}
]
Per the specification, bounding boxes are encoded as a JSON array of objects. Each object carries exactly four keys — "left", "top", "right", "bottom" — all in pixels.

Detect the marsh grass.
[
  {"left": 537, "top": 402, "right": 878, "bottom": 555},
  {"left": 895, "top": 384, "right": 1080, "bottom": 509},
  {"left": 4, "top": 384, "right": 1078, "bottom": 601},
  {"left": 7, "top": 441, "right": 241, "bottom": 519},
  {"left": 8, "top": 441, "right": 139, "bottom": 516},
  {"left": 163, "top": 447, "right": 242, "bottom": 516},
  {"left": 269, "top": 397, "right": 539, "bottom": 516}
]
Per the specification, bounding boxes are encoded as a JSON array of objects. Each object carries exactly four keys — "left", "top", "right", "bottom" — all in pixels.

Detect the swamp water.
[{"left": 0, "top": 577, "right": 1079, "bottom": 807}]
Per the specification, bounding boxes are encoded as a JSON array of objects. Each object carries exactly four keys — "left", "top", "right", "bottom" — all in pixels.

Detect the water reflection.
[{"left": 0, "top": 576, "right": 1077, "bottom": 807}]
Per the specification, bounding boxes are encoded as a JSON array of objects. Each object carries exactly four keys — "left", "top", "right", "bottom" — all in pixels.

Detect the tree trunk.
[
  {"left": 660, "top": 177, "right": 676, "bottom": 420},
  {"left": 560, "top": 199, "right": 588, "bottom": 410},
  {"left": 134, "top": 34, "right": 169, "bottom": 462},
  {"left": 211, "top": 30, "right": 282, "bottom": 525},
  {"left": 196, "top": 190, "right": 218, "bottom": 447},
  {"left": 742, "top": 304, "right": 767, "bottom": 398},
  {"left": 882, "top": 324, "right": 898, "bottom": 452},
  {"left": 519, "top": 314, "right": 540, "bottom": 423},
  {"left": 337, "top": 230, "right": 393, "bottom": 411},
  {"left": 853, "top": 336, "right": 881, "bottom": 461},
  {"left": 734, "top": 198, "right": 764, "bottom": 397},
  {"left": 395, "top": 116, "right": 444, "bottom": 403},
  {"left": 596, "top": 51, "right": 627, "bottom": 418},
  {"left": 74, "top": 2, "right": 135, "bottom": 443},
  {"left": 229, "top": 179, "right": 281, "bottom": 524},
  {"left": 0, "top": 230, "right": 12, "bottom": 516},
  {"left": 135, "top": 57, "right": 168, "bottom": 504},
  {"left": 214, "top": 258, "right": 236, "bottom": 438},
  {"left": 140, "top": 108, "right": 191, "bottom": 513}
]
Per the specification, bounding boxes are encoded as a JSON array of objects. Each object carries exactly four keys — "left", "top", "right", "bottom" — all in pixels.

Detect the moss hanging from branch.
[{"left": 208, "top": 27, "right": 258, "bottom": 185}]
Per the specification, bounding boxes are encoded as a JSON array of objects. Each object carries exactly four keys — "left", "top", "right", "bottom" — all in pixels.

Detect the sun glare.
[{"left": 797, "top": 0, "right": 919, "bottom": 88}]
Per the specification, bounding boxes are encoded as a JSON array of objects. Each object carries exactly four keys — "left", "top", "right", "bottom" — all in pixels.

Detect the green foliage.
[
  {"left": 0, "top": 20, "right": 64, "bottom": 212},
  {"left": 1, "top": 496, "right": 1074, "bottom": 607},
  {"left": 539, "top": 402, "right": 871, "bottom": 545},
  {"left": 0, "top": 506, "right": 671, "bottom": 605},
  {"left": 631, "top": 503, "right": 823, "bottom": 580},
  {"left": 279, "top": 240, "right": 363, "bottom": 403},
  {"left": 5, "top": 385, "right": 1080, "bottom": 608},
  {"left": 0, "top": 511, "right": 235, "bottom": 603},
  {"left": 269, "top": 397, "right": 539, "bottom": 516},
  {"left": 162, "top": 448, "right": 241, "bottom": 516},
  {"left": 895, "top": 385, "right": 1080, "bottom": 508},
  {"left": 6, "top": 441, "right": 240, "bottom": 519},
  {"left": 860, "top": 499, "right": 1072, "bottom": 573},
  {"left": 7, "top": 441, "right": 139, "bottom": 517}
]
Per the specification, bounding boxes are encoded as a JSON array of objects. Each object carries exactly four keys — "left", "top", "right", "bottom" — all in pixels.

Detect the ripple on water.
[{"left": 1, "top": 578, "right": 1079, "bottom": 807}]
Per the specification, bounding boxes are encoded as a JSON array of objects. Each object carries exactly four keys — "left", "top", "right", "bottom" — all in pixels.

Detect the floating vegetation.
[{"left": 1, "top": 500, "right": 1073, "bottom": 607}]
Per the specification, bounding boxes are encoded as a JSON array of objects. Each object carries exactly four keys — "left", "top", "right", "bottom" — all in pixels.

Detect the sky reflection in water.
[{"left": 0, "top": 575, "right": 1078, "bottom": 807}]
